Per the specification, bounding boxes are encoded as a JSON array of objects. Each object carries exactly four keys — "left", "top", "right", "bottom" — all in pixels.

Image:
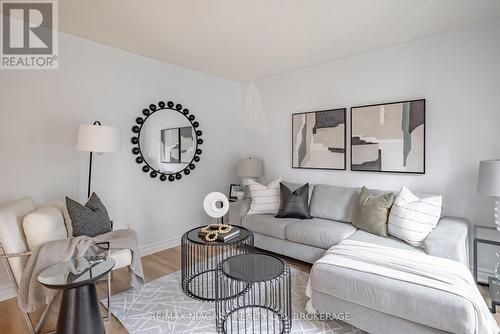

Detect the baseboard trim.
[
  {"left": 139, "top": 236, "right": 181, "bottom": 257},
  {"left": 0, "top": 285, "right": 16, "bottom": 302}
]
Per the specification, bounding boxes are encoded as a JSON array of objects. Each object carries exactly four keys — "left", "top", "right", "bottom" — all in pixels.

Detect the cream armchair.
[{"left": 0, "top": 196, "right": 132, "bottom": 334}]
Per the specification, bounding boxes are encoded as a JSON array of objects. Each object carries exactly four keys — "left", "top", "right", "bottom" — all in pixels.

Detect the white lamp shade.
[
  {"left": 77, "top": 124, "right": 121, "bottom": 153},
  {"left": 477, "top": 160, "right": 500, "bottom": 197},
  {"left": 237, "top": 158, "right": 263, "bottom": 178}
]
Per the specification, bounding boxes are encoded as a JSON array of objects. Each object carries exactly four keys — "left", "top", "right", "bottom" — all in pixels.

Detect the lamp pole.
[{"left": 86, "top": 121, "right": 101, "bottom": 198}]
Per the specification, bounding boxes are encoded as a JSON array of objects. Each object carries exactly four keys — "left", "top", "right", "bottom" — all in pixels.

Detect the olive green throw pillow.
[{"left": 353, "top": 187, "right": 395, "bottom": 237}]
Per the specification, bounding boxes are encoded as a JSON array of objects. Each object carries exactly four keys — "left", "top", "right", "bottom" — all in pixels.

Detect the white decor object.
[
  {"left": 77, "top": 121, "right": 121, "bottom": 198},
  {"left": 203, "top": 192, "right": 229, "bottom": 219},
  {"left": 477, "top": 160, "right": 500, "bottom": 231},
  {"left": 22, "top": 206, "right": 67, "bottom": 251},
  {"left": 247, "top": 179, "right": 281, "bottom": 215},
  {"left": 388, "top": 186, "right": 442, "bottom": 247}
]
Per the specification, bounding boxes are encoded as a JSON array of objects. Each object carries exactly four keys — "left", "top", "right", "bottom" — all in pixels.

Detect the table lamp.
[
  {"left": 237, "top": 158, "right": 263, "bottom": 185},
  {"left": 237, "top": 158, "right": 263, "bottom": 199},
  {"left": 77, "top": 121, "right": 121, "bottom": 198},
  {"left": 477, "top": 159, "right": 500, "bottom": 230}
]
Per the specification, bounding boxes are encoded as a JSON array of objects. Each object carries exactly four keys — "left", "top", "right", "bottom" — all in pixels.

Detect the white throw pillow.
[
  {"left": 388, "top": 186, "right": 442, "bottom": 247},
  {"left": 247, "top": 179, "right": 281, "bottom": 215},
  {"left": 23, "top": 206, "right": 68, "bottom": 251}
]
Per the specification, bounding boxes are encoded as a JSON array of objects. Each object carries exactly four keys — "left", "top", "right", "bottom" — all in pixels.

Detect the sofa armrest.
[
  {"left": 227, "top": 200, "right": 251, "bottom": 226},
  {"left": 424, "top": 216, "right": 469, "bottom": 266}
]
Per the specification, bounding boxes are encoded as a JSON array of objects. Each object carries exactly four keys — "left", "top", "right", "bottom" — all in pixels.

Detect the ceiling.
[{"left": 59, "top": 0, "right": 500, "bottom": 82}]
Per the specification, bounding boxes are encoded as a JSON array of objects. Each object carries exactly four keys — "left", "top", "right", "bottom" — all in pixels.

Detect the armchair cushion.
[
  {"left": 48, "top": 200, "right": 72, "bottom": 236},
  {"left": 23, "top": 206, "right": 67, "bottom": 251},
  {"left": 0, "top": 197, "right": 36, "bottom": 285},
  {"left": 110, "top": 249, "right": 132, "bottom": 270}
]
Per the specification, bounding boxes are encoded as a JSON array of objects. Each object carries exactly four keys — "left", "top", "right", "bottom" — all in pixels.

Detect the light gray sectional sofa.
[{"left": 228, "top": 183, "right": 471, "bottom": 334}]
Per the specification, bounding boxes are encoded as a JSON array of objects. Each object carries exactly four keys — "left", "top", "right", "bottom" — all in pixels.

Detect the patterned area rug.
[{"left": 105, "top": 269, "right": 363, "bottom": 334}]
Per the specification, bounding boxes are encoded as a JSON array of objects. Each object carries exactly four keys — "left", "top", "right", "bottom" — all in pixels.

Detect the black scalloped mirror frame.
[{"left": 131, "top": 100, "right": 203, "bottom": 182}]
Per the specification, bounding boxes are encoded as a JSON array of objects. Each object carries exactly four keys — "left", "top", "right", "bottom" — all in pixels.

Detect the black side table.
[
  {"left": 38, "top": 257, "right": 115, "bottom": 334},
  {"left": 215, "top": 253, "right": 292, "bottom": 334},
  {"left": 181, "top": 225, "right": 254, "bottom": 301}
]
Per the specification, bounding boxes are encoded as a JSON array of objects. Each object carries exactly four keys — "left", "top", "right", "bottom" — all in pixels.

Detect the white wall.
[
  {"left": 0, "top": 32, "right": 242, "bottom": 297},
  {"left": 240, "top": 19, "right": 500, "bottom": 274}
]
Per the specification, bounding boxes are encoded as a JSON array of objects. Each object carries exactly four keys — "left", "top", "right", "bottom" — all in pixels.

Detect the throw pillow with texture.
[
  {"left": 22, "top": 206, "right": 68, "bottom": 251},
  {"left": 353, "top": 186, "right": 395, "bottom": 237},
  {"left": 276, "top": 183, "right": 311, "bottom": 219},
  {"left": 247, "top": 179, "right": 281, "bottom": 215},
  {"left": 388, "top": 186, "right": 442, "bottom": 247},
  {"left": 66, "top": 193, "right": 112, "bottom": 237}
]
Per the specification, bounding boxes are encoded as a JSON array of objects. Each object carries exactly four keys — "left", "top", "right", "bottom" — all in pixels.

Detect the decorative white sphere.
[{"left": 203, "top": 192, "right": 229, "bottom": 218}]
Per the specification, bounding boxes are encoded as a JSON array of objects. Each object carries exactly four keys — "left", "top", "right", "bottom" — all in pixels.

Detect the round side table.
[
  {"left": 181, "top": 225, "right": 254, "bottom": 301},
  {"left": 38, "top": 257, "right": 115, "bottom": 334},
  {"left": 215, "top": 253, "right": 292, "bottom": 334}
]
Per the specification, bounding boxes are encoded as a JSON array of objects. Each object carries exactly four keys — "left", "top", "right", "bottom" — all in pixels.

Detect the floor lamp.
[{"left": 77, "top": 121, "right": 121, "bottom": 198}]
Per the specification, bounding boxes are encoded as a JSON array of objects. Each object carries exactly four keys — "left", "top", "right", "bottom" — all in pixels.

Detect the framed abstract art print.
[
  {"left": 350, "top": 99, "right": 425, "bottom": 174},
  {"left": 292, "top": 108, "right": 346, "bottom": 170}
]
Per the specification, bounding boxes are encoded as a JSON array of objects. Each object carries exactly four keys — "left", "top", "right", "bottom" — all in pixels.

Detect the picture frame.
[
  {"left": 292, "top": 108, "right": 346, "bottom": 170},
  {"left": 229, "top": 184, "right": 242, "bottom": 201},
  {"left": 350, "top": 99, "right": 425, "bottom": 174}
]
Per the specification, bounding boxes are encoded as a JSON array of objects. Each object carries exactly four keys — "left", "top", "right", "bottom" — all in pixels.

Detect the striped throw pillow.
[
  {"left": 247, "top": 179, "right": 281, "bottom": 215},
  {"left": 388, "top": 186, "right": 442, "bottom": 247}
]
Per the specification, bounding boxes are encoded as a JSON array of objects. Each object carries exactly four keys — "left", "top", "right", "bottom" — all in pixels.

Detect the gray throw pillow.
[
  {"left": 275, "top": 183, "right": 311, "bottom": 219},
  {"left": 66, "top": 193, "right": 112, "bottom": 237},
  {"left": 353, "top": 186, "right": 395, "bottom": 237}
]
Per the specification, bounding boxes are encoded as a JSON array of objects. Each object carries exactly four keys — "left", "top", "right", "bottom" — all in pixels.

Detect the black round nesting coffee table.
[
  {"left": 215, "top": 253, "right": 292, "bottom": 334},
  {"left": 181, "top": 225, "right": 254, "bottom": 301},
  {"left": 38, "top": 257, "right": 114, "bottom": 334}
]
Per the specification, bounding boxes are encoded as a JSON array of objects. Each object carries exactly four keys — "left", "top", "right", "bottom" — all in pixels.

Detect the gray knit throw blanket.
[{"left": 18, "top": 229, "right": 144, "bottom": 312}]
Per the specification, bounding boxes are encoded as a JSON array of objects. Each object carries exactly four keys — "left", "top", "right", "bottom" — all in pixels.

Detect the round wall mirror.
[{"left": 131, "top": 101, "right": 203, "bottom": 182}]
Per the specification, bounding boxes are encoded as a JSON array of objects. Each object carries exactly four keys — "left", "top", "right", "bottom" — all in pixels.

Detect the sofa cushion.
[
  {"left": 242, "top": 214, "right": 296, "bottom": 239},
  {"left": 345, "top": 230, "right": 423, "bottom": 253},
  {"left": 286, "top": 218, "right": 357, "bottom": 249},
  {"left": 309, "top": 185, "right": 360, "bottom": 223},
  {"left": 23, "top": 206, "right": 67, "bottom": 251}
]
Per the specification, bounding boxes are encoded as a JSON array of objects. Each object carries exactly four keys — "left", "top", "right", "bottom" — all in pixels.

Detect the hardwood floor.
[{"left": 0, "top": 246, "right": 498, "bottom": 333}]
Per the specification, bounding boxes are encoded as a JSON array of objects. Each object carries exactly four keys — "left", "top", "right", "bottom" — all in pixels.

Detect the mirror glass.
[{"left": 139, "top": 110, "right": 196, "bottom": 174}]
